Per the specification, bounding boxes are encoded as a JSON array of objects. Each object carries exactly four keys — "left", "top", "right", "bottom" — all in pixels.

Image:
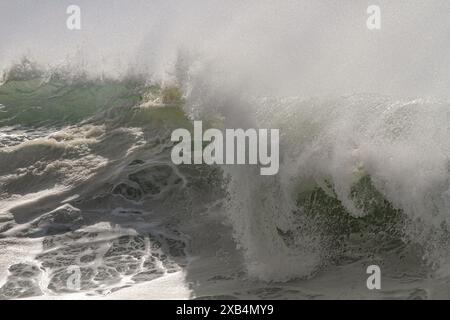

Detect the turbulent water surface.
[{"left": 1, "top": 60, "right": 450, "bottom": 300}]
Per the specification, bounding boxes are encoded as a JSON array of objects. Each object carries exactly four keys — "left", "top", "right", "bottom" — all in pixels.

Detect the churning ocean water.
[{"left": 1, "top": 0, "right": 450, "bottom": 300}]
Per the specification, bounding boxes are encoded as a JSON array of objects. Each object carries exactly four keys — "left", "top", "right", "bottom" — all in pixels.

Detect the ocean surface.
[{"left": 1, "top": 60, "right": 450, "bottom": 300}]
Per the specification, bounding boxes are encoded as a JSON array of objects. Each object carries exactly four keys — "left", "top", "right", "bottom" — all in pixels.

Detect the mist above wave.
[{"left": 2, "top": 1, "right": 450, "bottom": 98}]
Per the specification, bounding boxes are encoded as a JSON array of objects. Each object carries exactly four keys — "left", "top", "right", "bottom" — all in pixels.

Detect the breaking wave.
[{"left": 1, "top": 56, "right": 450, "bottom": 299}]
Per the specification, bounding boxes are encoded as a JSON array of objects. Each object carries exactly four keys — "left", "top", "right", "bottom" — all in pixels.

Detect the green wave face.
[
  {"left": 0, "top": 72, "right": 145, "bottom": 127},
  {"left": 295, "top": 175, "right": 406, "bottom": 260}
]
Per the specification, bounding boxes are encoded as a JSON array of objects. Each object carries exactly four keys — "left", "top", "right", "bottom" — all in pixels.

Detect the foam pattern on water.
[{"left": 0, "top": 225, "right": 188, "bottom": 298}]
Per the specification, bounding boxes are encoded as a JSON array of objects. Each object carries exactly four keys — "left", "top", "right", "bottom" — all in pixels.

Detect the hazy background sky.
[{"left": 1, "top": 0, "right": 450, "bottom": 98}]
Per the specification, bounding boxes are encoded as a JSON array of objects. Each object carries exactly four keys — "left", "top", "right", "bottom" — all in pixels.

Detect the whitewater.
[{"left": 2, "top": 0, "right": 450, "bottom": 299}]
